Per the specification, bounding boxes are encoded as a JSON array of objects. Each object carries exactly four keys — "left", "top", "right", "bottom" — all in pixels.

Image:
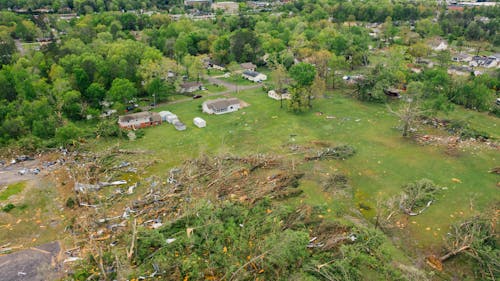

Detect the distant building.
[
  {"left": 118, "top": 112, "right": 161, "bottom": 129},
  {"left": 240, "top": 62, "right": 257, "bottom": 71},
  {"left": 452, "top": 53, "right": 472, "bottom": 63},
  {"left": 211, "top": 1, "right": 239, "bottom": 14},
  {"left": 173, "top": 120, "right": 186, "bottom": 131},
  {"left": 180, "top": 81, "right": 203, "bottom": 93},
  {"left": 469, "top": 55, "right": 499, "bottom": 68},
  {"left": 268, "top": 90, "right": 291, "bottom": 100},
  {"left": 202, "top": 98, "right": 241, "bottom": 115},
  {"left": 193, "top": 117, "right": 207, "bottom": 128},
  {"left": 242, "top": 70, "right": 267, "bottom": 82},
  {"left": 185, "top": 0, "right": 212, "bottom": 6},
  {"left": 159, "top": 111, "right": 178, "bottom": 123},
  {"left": 205, "top": 59, "right": 226, "bottom": 71}
]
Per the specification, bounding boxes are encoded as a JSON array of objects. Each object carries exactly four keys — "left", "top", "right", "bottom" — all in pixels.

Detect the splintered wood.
[{"left": 64, "top": 153, "right": 304, "bottom": 259}]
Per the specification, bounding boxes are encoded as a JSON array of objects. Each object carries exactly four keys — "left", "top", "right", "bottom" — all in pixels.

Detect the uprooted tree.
[
  {"left": 399, "top": 178, "right": 440, "bottom": 216},
  {"left": 428, "top": 217, "right": 499, "bottom": 280}
]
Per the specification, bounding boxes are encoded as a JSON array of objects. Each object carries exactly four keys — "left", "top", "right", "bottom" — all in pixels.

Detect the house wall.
[
  {"left": 214, "top": 104, "right": 240, "bottom": 115},
  {"left": 119, "top": 117, "right": 161, "bottom": 129},
  {"left": 242, "top": 73, "right": 267, "bottom": 82},
  {"left": 202, "top": 103, "right": 214, "bottom": 114}
]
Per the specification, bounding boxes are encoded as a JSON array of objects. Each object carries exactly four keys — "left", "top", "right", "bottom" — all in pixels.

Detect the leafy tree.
[
  {"left": 211, "top": 35, "right": 232, "bottom": 64},
  {"left": 62, "top": 90, "right": 84, "bottom": 121},
  {"left": 84, "top": 83, "right": 106, "bottom": 108},
  {"left": 289, "top": 62, "right": 316, "bottom": 87},
  {"left": 55, "top": 122, "right": 84, "bottom": 146},
  {"left": 230, "top": 29, "right": 261, "bottom": 63},
  {"left": 0, "top": 31, "right": 15, "bottom": 66},
  {"left": 288, "top": 86, "right": 311, "bottom": 112},
  {"left": 407, "top": 42, "right": 430, "bottom": 62},
  {"left": 436, "top": 50, "right": 451, "bottom": 68},
  {"left": 382, "top": 16, "right": 398, "bottom": 43},
  {"left": 107, "top": 78, "right": 137, "bottom": 104},
  {"left": 311, "top": 75, "right": 327, "bottom": 98},
  {"left": 465, "top": 21, "right": 484, "bottom": 41},
  {"left": 146, "top": 78, "right": 169, "bottom": 102}
]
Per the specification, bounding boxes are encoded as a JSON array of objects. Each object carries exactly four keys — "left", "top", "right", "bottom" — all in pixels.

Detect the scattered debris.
[
  {"left": 305, "top": 145, "right": 356, "bottom": 161},
  {"left": 99, "top": 180, "right": 127, "bottom": 186},
  {"left": 489, "top": 167, "right": 500, "bottom": 174},
  {"left": 63, "top": 257, "right": 82, "bottom": 263}
]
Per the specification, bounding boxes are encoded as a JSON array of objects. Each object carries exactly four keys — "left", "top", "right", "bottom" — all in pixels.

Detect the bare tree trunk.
[{"left": 440, "top": 245, "right": 470, "bottom": 262}]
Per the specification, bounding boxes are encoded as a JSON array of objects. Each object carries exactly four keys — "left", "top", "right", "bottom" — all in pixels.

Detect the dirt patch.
[{"left": 0, "top": 241, "right": 63, "bottom": 281}]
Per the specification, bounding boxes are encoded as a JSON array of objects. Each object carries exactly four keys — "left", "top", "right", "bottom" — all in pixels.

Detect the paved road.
[{"left": 143, "top": 75, "right": 261, "bottom": 110}]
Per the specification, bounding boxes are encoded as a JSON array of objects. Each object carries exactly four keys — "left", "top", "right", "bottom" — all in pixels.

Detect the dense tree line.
[{"left": 0, "top": 1, "right": 499, "bottom": 148}]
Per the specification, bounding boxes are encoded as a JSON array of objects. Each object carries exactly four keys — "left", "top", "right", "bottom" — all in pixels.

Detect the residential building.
[
  {"left": 202, "top": 98, "right": 241, "bottom": 115},
  {"left": 118, "top": 112, "right": 162, "bottom": 129},
  {"left": 242, "top": 70, "right": 267, "bottom": 82}
]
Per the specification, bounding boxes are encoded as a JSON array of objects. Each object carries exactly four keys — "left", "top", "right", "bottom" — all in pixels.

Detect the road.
[{"left": 143, "top": 75, "right": 262, "bottom": 110}]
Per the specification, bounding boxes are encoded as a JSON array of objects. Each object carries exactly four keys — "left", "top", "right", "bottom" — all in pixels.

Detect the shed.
[
  {"left": 159, "top": 111, "right": 174, "bottom": 122},
  {"left": 193, "top": 117, "right": 206, "bottom": 128},
  {"left": 166, "top": 113, "right": 179, "bottom": 124},
  {"left": 173, "top": 120, "right": 186, "bottom": 131}
]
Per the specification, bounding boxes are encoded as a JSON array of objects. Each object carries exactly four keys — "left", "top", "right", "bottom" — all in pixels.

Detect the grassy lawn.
[
  {"left": 105, "top": 88, "right": 498, "bottom": 252},
  {"left": 219, "top": 75, "right": 256, "bottom": 86},
  {"left": 0, "top": 180, "right": 66, "bottom": 247},
  {"left": 204, "top": 83, "right": 227, "bottom": 93},
  {"left": 0, "top": 182, "right": 26, "bottom": 201}
]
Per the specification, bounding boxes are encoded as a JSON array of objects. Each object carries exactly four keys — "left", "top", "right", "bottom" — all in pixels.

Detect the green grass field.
[
  {"left": 0, "top": 182, "right": 26, "bottom": 201},
  {"left": 109, "top": 87, "right": 499, "bottom": 252}
]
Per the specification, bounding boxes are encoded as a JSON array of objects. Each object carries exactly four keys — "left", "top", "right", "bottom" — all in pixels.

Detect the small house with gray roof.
[
  {"left": 202, "top": 98, "right": 241, "bottom": 115},
  {"left": 118, "top": 112, "right": 162, "bottom": 129}
]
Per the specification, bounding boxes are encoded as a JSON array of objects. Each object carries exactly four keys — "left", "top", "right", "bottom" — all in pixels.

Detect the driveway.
[{"left": 144, "top": 75, "right": 262, "bottom": 110}]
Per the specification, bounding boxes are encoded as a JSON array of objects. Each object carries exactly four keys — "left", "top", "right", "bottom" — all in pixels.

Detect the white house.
[
  {"left": 268, "top": 90, "right": 291, "bottom": 100},
  {"left": 242, "top": 70, "right": 267, "bottom": 82},
  {"left": 211, "top": 1, "right": 239, "bottom": 14},
  {"left": 202, "top": 98, "right": 241, "bottom": 115},
  {"left": 193, "top": 117, "right": 206, "bottom": 128},
  {"left": 432, "top": 41, "right": 448, "bottom": 51}
]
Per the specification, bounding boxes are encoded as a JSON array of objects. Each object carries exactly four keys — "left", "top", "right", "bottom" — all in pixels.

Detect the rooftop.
[
  {"left": 243, "top": 70, "right": 260, "bottom": 77},
  {"left": 204, "top": 98, "right": 240, "bottom": 111}
]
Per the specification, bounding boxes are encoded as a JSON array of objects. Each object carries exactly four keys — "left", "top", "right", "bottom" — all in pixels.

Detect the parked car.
[
  {"left": 193, "top": 95, "right": 203, "bottom": 99},
  {"left": 125, "top": 104, "right": 138, "bottom": 112}
]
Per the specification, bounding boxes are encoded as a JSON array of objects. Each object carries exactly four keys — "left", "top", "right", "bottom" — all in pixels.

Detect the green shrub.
[{"left": 2, "top": 203, "right": 15, "bottom": 212}]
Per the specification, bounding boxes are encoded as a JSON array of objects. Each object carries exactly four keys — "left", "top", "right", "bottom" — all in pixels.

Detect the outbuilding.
[
  {"left": 193, "top": 117, "right": 207, "bottom": 128},
  {"left": 173, "top": 120, "right": 186, "bottom": 131}
]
